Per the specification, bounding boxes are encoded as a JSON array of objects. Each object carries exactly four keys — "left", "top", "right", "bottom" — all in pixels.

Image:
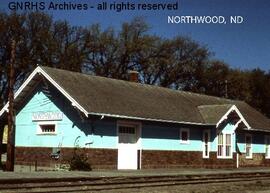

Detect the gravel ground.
[
  {"left": 95, "top": 179, "right": 270, "bottom": 193},
  {"left": 2, "top": 167, "right": 270, "bottom": 180},
  {"left": 2, "top": 167, "right": 270, "bottom": 193}
]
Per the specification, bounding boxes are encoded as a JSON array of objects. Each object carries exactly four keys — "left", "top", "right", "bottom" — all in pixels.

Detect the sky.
[{"left": 0, "top": 0, "right": 269, "bottom": 71}]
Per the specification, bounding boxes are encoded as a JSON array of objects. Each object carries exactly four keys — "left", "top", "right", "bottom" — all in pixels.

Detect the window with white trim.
[
  {"left": 37, "top": 122, "right": 57, "bottom": 135},
  {"left": 225, "top": 134, "right": 232, "bottom": 157},
  {"left": 265, "top": 136, "right": 270, "bottom": 159},
  {"left": 217, "top": 133, "right": 223, "bottom": 157},
  {"left": 203, "top": 130, "right": 210, "bottom": 158},
  {"left": 245, "top": 134, "right": 252, "bottom": 159},
  {"left": 217, "top": 132, "right": 232, "bottom": 158},
  {"left": 118, "top": 125, "right": 137, "bottom": 144},
  {"left": 180, "top": 128, "right": 190, "bottom": 144}
]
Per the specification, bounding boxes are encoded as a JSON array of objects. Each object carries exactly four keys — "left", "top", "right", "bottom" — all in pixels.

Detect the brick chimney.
[{"left": 128, "top": 70, "right": 139, "bottom": 82}]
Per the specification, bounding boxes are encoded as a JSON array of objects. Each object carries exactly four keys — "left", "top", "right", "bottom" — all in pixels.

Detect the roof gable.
[{"left": 198, "top": 104, "right": 233, "bottom": 125}]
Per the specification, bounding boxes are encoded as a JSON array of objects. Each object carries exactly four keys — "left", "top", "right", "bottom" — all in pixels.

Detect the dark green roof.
[{"left": 198, "top": 104, "right": 233, "bottom": 125}]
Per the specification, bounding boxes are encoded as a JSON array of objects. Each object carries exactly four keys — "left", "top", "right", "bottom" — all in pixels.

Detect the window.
[
  {"left": 265, "top": 136, "right": 270, "bottom": 159},
  {"left": 217, "top": 132, "right": 232, "bottom": 158},
  {"left": 217, "top": 133, "right": 223, "bottom": 157},
  {"left": 225, "top": 134, "right": 232, "bottom": 157},
  {"left": 203, "top": 130, "right": 210, "bottom": 158},
  {"left": 180, "top": 128, "right": 190, "bottom": 144},
  {"left": 37, "top": 122, "right": 57, "bottom": 135},
  {"left": 245, "top": 134, "right": 252, "bottom": 159},
  {"left": 118, "top": 125, "right": 137, "bottom": 144}
]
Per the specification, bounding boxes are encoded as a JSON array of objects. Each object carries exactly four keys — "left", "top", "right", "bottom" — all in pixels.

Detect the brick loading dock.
[{"left": 1, "top": 168, "right": 270, "bottom": 192}]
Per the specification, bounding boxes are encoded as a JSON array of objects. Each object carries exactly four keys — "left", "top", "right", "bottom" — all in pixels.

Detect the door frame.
[
  {"left": 117, "top": 120, "right": 142, "bottom": 169},
  {"left": 202, "top": 129, "right": 211, "bottom": 158}
]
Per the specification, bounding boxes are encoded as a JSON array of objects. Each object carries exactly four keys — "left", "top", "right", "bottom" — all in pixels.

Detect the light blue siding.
[
  {"left": 212, "top": 123, "right": 236, "bottom": 152},
  {"left": 237, "top": 131, "right": 265, "bottom": 154},
  {"left": 141, "top": 123, "right": 204, "bottom": 151},
  {"left": 15, "top": 84, "right": 268, "bottom": 155},
  {"left": 16, "top": 86, "right": 118, "bottom": 149}
]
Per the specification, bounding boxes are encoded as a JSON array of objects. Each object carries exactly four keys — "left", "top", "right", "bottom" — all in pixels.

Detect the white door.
[{"left": 117, "top": 124, "right": 139, "bottom": 170}]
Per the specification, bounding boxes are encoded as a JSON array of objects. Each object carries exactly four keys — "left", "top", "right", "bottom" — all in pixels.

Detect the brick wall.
[
  {"left": 239, "top": 153, "right": 270, "bottom": 167},
  {"left": 17, "top": 147, "right": 270, "bottom": 169},
  {"left": 141, "top": 150, "right": 237, "bottom": 169},
  {"left": 15, "top": 147, "right": 117, "bottom": 169}
]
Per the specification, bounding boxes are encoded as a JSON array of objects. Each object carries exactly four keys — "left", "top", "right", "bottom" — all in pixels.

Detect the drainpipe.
[
  {"left": 235, "top": 132, "right": 239, "bottom": 168},
  {"left": 236, "top": 153, "right": 239, "bottom": 168}
]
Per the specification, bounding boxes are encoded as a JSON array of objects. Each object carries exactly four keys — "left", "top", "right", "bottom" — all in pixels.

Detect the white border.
[
  {"left": 0, "top": 66, "right": 89, "bottom": 118},
  {"left": 36, "top": 121, "right": 57, "bottom": 135},
  {"left": 88, "top": 111, "right": 213, "bottom": 126},
  {"left": 216, "top": 105, "right": 251, "bottom": 129},
  {"left": 202, "top": 129, "right": 211, "bottom": 158}
]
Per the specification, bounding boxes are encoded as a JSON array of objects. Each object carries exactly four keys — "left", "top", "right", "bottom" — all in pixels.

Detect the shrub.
[{"left": 69, "top": 150, "right": 92, "bottom": 171}]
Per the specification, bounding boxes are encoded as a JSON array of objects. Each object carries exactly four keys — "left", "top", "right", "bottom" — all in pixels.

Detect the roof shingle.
[{"left": 41, "top": 66, "right": 270, "bottom": 131}]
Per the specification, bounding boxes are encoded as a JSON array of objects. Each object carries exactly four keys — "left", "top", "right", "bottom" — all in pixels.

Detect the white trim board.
[
  {"left": 216, "top": 105, "right": 251, "bottom": 130},
  {"left": 0, "top": 66, "right": 89, "bottom": 118}
]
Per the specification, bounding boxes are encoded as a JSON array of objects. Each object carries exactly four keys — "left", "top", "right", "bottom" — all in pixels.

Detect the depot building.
[{"left": 1, "top": 66, "right": 270, "bottom": 169}]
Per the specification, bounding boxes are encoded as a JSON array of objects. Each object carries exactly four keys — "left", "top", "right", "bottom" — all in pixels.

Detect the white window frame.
[
  {"left": 36, "top": 121, "right": 57, "bottom": 135},
  {"left": 180, "top": 128, "right": 190, "bottom": 144},
  {"left": 117, "top": 121, "right": 141, "bottom": 146},
  {"left": 217, "top": 131, "right": 233, "bottom": 159},
  {"left": 265, "top": 135, "right": 270, "bottom": 159},
  {"left": 245, "top": 134, "right": 252, "bottom": 159},
  {"left": 202, "top": 130, "right": 211, "bottom": 158}
]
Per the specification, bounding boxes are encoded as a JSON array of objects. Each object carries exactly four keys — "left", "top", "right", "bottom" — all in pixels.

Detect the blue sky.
[{"left": 0, "top": 0, "right": 269, "bottom": 71}]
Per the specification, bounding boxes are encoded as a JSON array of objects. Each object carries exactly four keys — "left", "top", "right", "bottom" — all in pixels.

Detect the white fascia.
[
  {"left": 87, "top": 111, "right": 213, "bottom": 126},
  {"left": 216, "top": 105, "right": 251, "bottom": 130},
  {"left": 37, "top": 67, "right": 88, "bottom": 117},
  {"left": 0, "top": 66, "right": 89, "bottom": 118},
  {"left": 0, "top": 103, "right": 9, "bottom": 117}
]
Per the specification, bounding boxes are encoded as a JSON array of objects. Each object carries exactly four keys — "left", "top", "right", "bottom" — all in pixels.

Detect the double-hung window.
[
  {"left": 217, "top": 132, "right": 232, "bottom": 158},
  {"left": 217, "top": 133, "right": 223, "bottom": 157},
  {"left": 225, "top": 134, "right": 232, "bottom": 157},
  {"left": 245, "top": 134, "right": 252, "bottom": 159}
]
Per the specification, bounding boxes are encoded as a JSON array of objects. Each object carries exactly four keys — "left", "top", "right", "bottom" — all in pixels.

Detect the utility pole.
[
  {"left": 225, "top": 80, "right": 228, "bottom": 99},
  {"left": 6, "top": 40, "right": 16, "bottom": 171}
]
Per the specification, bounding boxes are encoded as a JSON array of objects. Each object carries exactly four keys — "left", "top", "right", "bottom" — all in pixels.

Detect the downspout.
[
  {"left": 235, "top": 131, "right": 239, "bottom": 168},
  {"left": 236, "top": 151, "right": 239, "bottom": 168}
]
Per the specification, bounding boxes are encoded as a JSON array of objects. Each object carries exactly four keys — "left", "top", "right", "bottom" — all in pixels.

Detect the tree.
[
  {"left": 248, "top": 69, "right": 270, "bottom": 116},
  {"left": 0, "top": 12, "right": 84, "bottom": 107},
  {"left": 0, "top": 12, "right": 269, "bottom": 118},
  {"left": 202, "top": 60, "right": 230, "bottom": 97}
]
